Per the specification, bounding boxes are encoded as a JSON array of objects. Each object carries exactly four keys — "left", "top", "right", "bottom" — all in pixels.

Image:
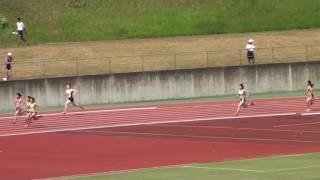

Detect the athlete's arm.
[{"left": 71, "top": 89, "right": 77, "bottom": 95}]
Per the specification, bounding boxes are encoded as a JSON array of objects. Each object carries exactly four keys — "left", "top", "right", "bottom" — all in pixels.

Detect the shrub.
[{"left": 0, "top": 15, "right": 8, "bottom": 29}]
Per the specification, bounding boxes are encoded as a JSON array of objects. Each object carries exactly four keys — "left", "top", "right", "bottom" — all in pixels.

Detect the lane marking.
[
  {"left": 0, "top": 107, "right": 158, "bottom": 121},
  {"left": 0, "top": 99, "right": 307, "bottom": 122},
  {"left": 166, "top": 101, "right": 308, "bottom": 109},
  {"left": 181, "top": 165, "right": 320, "bottom": 173},
  {"left": 221, "top": 113, "right": 296, "bottom": 119},
  {"left": 36, "top": 164, "right": 183, "bottom": 180},
  {"left": 263, "top": 165, "right": 320, "bottom": 173},
  {"left": 212, "top": 152, "right": 320, "bottom": 163},
  {"left": 0, "top": 113, "right": 297, "bottom": 137},
  {"left": 35, "top": 152, "right": 320, "bottom": 180},
  {"left": 301, "top": 112, "right": 320, "bottom": 116},
  {"left": 273, "top": 121, "right": 320, "bottom": 128},
  {"left": 181, "top": 165, "right": 263, "bottom": 172},
  {"left": 79, "top": 130, "right": 320, "bottom": 144}
]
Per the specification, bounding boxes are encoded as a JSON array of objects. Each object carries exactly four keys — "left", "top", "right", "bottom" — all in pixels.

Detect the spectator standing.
[
  {"left": 246, "top": 39, "right": 255, "bottom": 64},
  {"left": 16, "top": 17, "right": 28, "bottom": 46},
  {"left": 4, "top": 52, "right": 13, "bottom": 80}
]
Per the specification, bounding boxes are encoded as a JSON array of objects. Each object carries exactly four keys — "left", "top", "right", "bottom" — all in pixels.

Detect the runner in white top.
[
  {"left": 17, "top": 21, "right": 24, "bottom": 31},
  {"left": 63, "top": 83, "right": 84, "bottom": 114},
  {"left": 235, "top": 83, "right": 254, "bottom": 116},
  {"left": 16, "top": 17, "right": 28, "bottom": 46}
]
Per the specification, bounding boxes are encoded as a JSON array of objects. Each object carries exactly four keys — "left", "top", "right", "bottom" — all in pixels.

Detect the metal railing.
[{"left": 2, "top": 45, "right": 320, "bottom": 80}]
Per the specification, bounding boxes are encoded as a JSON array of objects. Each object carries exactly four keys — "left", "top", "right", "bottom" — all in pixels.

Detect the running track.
[{"left": 1, "top": 97, "right": 320, "bottom": 179}]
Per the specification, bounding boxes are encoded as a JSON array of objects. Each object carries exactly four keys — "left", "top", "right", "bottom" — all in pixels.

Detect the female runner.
[
  {"left": 25, "top": 96, "right": 32, "bottom": 113},
  {"left": 14, "top": 93, "right": 23, "bottom": 124},
  {"left": 235, "top": 83, "right": 254, "bottom": 116},
  {"left": 306, "top": 80, "right": 315, "bottom": 111},
  {"left": 63, "top": 84, "right": 84, "bottom": 114},
  {"left": 26, "top": 97, "right": 38, "bottom": 127}
]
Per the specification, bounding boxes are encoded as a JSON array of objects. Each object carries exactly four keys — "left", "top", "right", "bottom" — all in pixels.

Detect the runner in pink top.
[{"left": 14, "top": 93, "right": 23, "bottom": 123}]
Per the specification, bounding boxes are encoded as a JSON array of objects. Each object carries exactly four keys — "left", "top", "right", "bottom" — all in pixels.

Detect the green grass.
[
  {"left": 0, "top": 89, "right": 305, "bottom": 115},
  {"left": 56, "top": 152, "right": 320, "bottom": 180},
  {"left": 1, "top": 0, "right": 320, "bottom": 45}
]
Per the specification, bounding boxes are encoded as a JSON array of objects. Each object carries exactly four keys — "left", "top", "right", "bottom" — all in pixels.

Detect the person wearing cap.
[
  {"left": 246, "top": 39, "right": 256, "bottom": 64},
  {"left": 4, "top": 52, "right": 13, "bottom": 80},
  {"left": 16, "top": 17, "right": 28, "bottom": 46}
]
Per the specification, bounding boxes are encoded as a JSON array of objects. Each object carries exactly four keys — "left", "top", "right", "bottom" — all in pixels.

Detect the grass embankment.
[{"left": 1, "top": 0, "right": 320, "bottom": 45}]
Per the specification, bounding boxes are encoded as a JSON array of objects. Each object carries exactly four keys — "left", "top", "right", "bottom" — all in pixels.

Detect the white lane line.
[
  {"left": 230, "top": 113, "right": 296, "bottom": 119},
  {"left": 154, "top": 124, "right": 320, "bottom": 134},
  {"left": 38, "top": 163, "right": 263, "bottom": 180},
  {"left": 181, "top": 165, "right": 263, "bottom": 172},
  {"left": 0, "top": 111, "right": 296, "bottom": 132},
  {"left": 273, "top": 121, "right": 320, "bottom": 128},
  {"left": 35, "top": 152, "right": 320, "bottom": 180},
  {"left": 169, "top": 101, "right": 306, "bottom": 109},
  {"left": 211, "top": 152, "right": 319, "bottom": 163},
  {"left": 301, "top": 112, "right": 320, "bottom": 116},
  {"left": 34, "top": 164, "right": 183, "bottom": 180},
  {"left": 263, "top": 165, "right": 320, "bottom": 173},
  {"left": 181, "top": 165, "right": 320, "bottom": 173},
  {"left": 0, "top": 107, "right": 158, "bottom": 121},
  {"left": 80, "top": 130, "right": 320, "bottom": 144},
  {"left": 0, "top": 113, "right": 297, "bottom": 137}
]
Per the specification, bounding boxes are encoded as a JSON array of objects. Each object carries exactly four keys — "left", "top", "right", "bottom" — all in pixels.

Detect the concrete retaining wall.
[{"left": 0, "top": 61, "right": 319, "bottom": 110}]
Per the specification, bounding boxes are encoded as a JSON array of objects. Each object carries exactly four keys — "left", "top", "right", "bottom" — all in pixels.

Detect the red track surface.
[{"left": 1, "top": 97, "right": 320, "bottom": 179}]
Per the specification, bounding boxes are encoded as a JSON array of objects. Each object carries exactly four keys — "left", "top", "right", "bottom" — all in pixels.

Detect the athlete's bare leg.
[
  {"left": 14, "top": 109, "right": 22, "bottom": 124},
  {"left": 63, "top": 100, "right": 71, "bottom": 114},
  {"left": 64, "top": 101, "right": 84, "bottom": 114},
  {"left": 235, "top": 100, "right": 245, "bottom": 116},
  {"left": 71, "top": 102, "right": 84, "bottom": 110},
  {"left": 25, "top": 113, "right": 32, "bottom": 127},
  {"left": 235, "top": 100, "right": 254, "bottom": 116},
  {"left": 306, "top": 98, "right": 312, "bottom": 111}
]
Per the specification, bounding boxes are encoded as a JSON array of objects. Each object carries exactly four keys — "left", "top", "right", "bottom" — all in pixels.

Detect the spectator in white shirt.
[
  {"left": 246, "top": 39, "right": 255, "bottom": 64},
  {"left": 16, "top": 17, "right": 28, "bottom": 46}
]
